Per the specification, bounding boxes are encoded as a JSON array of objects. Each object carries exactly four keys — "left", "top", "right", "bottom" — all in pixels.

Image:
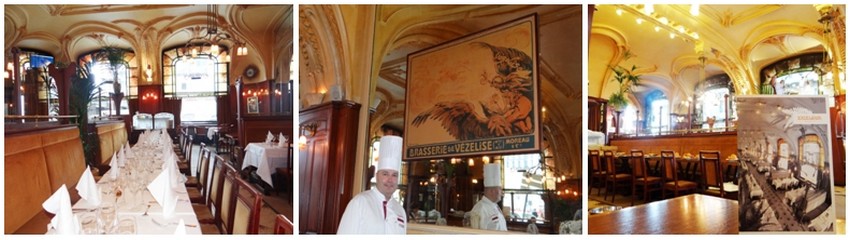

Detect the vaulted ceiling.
[
  {"left": 590, "top": 4, "right": 845, "bottom": 113},
  {"left": 5, "top": 4, "right": 293, "bottom": 83}
]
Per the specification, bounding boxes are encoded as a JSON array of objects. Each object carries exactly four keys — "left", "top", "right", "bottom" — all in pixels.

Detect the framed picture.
[
  {"left": 247, "top": 96, "right": 259, "bottom": 114},
  {"left": 736, "top": 96, "right": 835, "bottom": 233},
  {"left": 403, "top": 14, "right": 540, "bottom": 160}
]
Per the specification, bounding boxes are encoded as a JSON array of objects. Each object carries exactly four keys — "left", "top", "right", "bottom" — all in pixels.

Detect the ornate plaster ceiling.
[{"left": 589, "top": 4, "right": 842, "bottom": 110}]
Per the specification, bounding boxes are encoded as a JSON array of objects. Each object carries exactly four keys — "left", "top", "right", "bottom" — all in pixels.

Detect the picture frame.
[
  {"left": 403, "top": 14, "right": 540, "bottom": 160},
  {"left": 247, "top": 96, "right": 259, "bottom": 114}
]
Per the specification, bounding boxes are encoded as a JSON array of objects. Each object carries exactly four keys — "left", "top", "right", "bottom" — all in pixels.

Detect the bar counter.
[{"left": 589, "top": 194, "right": 738, "bottom": 234}]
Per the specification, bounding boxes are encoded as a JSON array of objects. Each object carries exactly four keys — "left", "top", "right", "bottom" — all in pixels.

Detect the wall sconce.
[
  {"left": 299, "top": 122, "right": 318, "bottom": 148},
  {"left": 468, "top": 158, "right": 474, "bottom": 167},
  {"left": 482, "top": 156, "right": 490, "bottom": 164},
  {"left": 142, "top": 92, "right": 158, "bottom": 100},
  {"left": 6, "top": 62, "right": 13, "bottom": 71},
  {"left": 145, "top": 65, "right": 153, "bottom": 82}
]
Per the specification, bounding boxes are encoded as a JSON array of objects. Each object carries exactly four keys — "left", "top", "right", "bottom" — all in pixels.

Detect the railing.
[
  {"left": 612, "top": 124, "right": 738, "bottom": 139},
  {"left": 4, "top": 115, "right": 78, "bottom": 125}
]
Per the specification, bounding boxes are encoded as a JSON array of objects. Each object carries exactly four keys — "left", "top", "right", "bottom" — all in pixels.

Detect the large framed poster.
[
  {"left": 736, "top": 96, "right": 836, "bottom": 233},
  {"left": 404, "top": 14, "right": 540, "bottom": 160}
]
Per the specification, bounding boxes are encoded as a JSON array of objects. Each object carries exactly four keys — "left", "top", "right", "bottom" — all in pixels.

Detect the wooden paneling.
[
  {"left": 236, "top": 115, "right": 293, "bottom": 148},
  {"left": 609, "top": 132, "right": 738, "bottom": 160},
  {"left": 298, "top": 101, "right": 361, "bottom": 234},
  {"left": 830, "top": 95, "right": 845, "bottom": 186}
]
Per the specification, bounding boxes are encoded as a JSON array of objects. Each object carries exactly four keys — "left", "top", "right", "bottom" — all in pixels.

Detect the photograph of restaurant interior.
[
  {"left": 4, "top": 3, "right": 295, "bottom": 235},
  {"left": 588, "top": 3, "right": 845, "bottom": 235}
]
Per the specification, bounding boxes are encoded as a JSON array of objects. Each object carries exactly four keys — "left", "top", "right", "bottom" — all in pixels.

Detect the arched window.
[
  {"left": 761, "top": 52, "right": 836, "bottom": 104},
  {"left": 162, "top": 46, "right": 229, "bottom": 122},
  {"left": 694, "top": 74, "right": 736, "bottom": 130},
  {"left": 643, "top": 90, "right": 668, "bottom": 134},
  {"left": 15, "top": 49, "right": 55, "bottom": 116},
  {"left": 78, "top": 49, "right": 134, "bottom": 118},
  {"left": 620, "top": 105, "right": 638, "bottom": 135}
]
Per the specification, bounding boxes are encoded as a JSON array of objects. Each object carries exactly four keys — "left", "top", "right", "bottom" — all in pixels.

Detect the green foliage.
[
  {"left": 95, "top": 47, "right": 127, "bottom": 95},
  {"left": 69, "top": 63, "right": 97, "bottom": 166},
  {"left": 608, "top": 51, "right": 641, "bottom": 111}
]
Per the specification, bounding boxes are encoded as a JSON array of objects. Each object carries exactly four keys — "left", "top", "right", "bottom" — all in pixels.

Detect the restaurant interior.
[
  {"left": 588, "top": 4, "right": 846, "bottom": 234},
  {"left": 4, "top": 4, "right": 294, "bottom": 234},
  {"left": 299, "top": 5, "right": 582, "bottom": 234}
]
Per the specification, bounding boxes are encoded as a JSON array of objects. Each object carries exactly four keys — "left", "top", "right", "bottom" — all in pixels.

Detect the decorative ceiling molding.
[
  {"left": 47, "top": 5, "right": 191, "bottom": 16},
  {"left": 703, "top": 5, "right": 782, "bottom": 28}
]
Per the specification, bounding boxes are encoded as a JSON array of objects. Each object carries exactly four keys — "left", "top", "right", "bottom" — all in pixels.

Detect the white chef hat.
[
  {"left": 483, "top": 163, "right": 501, "bottom": 187},
  {"left": 377, "top": 135, "right": 403, "bottom": 172}
]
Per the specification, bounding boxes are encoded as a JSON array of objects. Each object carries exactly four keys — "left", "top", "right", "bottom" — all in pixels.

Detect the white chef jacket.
[
  {"left": 337, "top": 188, "right": 407, "bottom": 234},
  {"left": 469, "top": 197, "right": 507, "bottom": 231}
]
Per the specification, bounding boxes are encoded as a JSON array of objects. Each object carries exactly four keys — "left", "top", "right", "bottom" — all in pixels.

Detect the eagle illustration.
[{"left": 412, "top": 42, "right": 534, "bottom": 141}]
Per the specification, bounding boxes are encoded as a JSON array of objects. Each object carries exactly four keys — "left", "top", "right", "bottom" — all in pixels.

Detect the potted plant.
[
  {"left": 607, "top": 51, "right": 641, "bottom": 133},
  {"left": 95, "top": 47, "right": 127, "bottom": 116},
  {"left": 69, "top": 63, "right": 98, "bottom": 167}
]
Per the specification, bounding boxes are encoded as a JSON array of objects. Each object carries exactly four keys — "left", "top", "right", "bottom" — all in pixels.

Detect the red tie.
[{"left": 383, "top": 201, "right": 388, "bottom": 219}]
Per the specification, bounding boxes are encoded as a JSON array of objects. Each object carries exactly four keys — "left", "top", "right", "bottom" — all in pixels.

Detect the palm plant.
[
  {"left": 69, "top": 63, "right": 98, "bottom": 166},
  {"left": 607, "top": 53, "right": 641, "bottom": 111},
  {"left": 95, "top": 47, "right": 127, "bottom": 115}
]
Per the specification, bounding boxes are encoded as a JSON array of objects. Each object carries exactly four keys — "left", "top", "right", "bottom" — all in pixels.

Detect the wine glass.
[
  {"left": 116, "top": 216, "right": 136, "bottom": 234},
  {"left": 79, "top": 212, "right": 98, "bottom": 234}
]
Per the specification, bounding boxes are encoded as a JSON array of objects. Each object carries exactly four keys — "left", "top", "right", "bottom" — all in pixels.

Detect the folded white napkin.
[
  {"left": 278, "top": 133, "right": 287, "bottom": 147},
  {"left": 147, "top": 169, "right": 178, "bottom": 218},
  {"left": 75, "top": 168, "right": 101, "bottom": 207},
  {"left": 125, "top": 142, "right": 133, "bottom": 157},
  {"left": 109, "top": 152, "right": 120, "bottom": 179},
  {"left": 174, "top": 219, "right": 187, "bottom": 235},
  {"left": 266, "top": 131, "right": 274, "bottom": 144},
  {"left": 117, "top": 146, "right": 126, "bottom": 167},
  {"left": 42, "top": 184, "right": 80, "bottom": 234}
]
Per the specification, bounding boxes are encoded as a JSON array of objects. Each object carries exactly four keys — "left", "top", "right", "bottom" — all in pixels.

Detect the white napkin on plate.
[
  {"left": 109, "top": 152, "right": 120, "bottom": 179},
  {"left": 147, "top": 169, "right": 178, "bottom": 218},
  {"left": 278, "top": 133, "right": 286, "bottom": 147},
  {"left": 75, "top": 167, "right": 101, "bottom": 208},
  {"left": 174, "top": 219, "right": 186, "bottom": 235},
  {"left": 42, "top": 184, "right": 80, "bottom": 234}
]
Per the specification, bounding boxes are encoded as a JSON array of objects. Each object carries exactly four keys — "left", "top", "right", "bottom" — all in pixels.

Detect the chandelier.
[{"left": 179, "top": 5, "right": 247, "bottom": 62}]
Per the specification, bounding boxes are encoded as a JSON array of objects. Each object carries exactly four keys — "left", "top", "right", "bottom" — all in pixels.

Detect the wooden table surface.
[{"left": 589, "top": 194, "right": 739, "bottom": 234}]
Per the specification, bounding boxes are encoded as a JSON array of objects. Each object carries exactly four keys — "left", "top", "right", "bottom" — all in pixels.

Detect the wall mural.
[
  {"left": 404, "top": 14, "right": 540, "bottom": 160},
  {"left": 736, "top": 96, "right": 835, "bottom": 233}
]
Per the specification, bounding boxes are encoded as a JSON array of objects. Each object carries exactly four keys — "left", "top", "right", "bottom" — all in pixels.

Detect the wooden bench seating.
[
  {"left": 4, "top": 126, "right": 87, "bottom": 234},
  {"left": 97, "top": 122, "right": 128, "bottom": 168}
]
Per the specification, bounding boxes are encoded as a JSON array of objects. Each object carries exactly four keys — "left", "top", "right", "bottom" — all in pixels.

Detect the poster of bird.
[{"left": 404, "top": 14, "right": 540, "bottom": 160}]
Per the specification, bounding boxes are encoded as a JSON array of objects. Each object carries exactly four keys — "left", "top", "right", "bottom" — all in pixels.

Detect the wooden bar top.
[{"left": 589, "top": 194, "right": 739, "bottom": 234}]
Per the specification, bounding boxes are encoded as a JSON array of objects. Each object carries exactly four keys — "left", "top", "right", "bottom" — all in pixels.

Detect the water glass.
[
  {"left": 79, "top": 212, "right": 99, "bottom": 234},
  {"left": 116, "top": 216, "right": 136, "bottom": 234},
  {"left": 98, "top": 203, "right": 117, "bottom": 234}
]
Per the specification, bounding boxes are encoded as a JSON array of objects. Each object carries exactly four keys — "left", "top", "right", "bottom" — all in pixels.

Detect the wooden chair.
[
  {"left": 589, "top": 150, "right": 606, "bottom": 196},
  {"left": 630, "top": 150, "right": 661, "bottom": 206},
  {"left": 190, "top": 144, "right": 215, "bottom": 223},
  {"left": 199, "top": 155, "right": 227, "bottom": 234},
  {"left": 274, "top": 214, "right": 294, "bottom": 234},
  {"left": 178, "top": 135, "right": 193, "bottom": 175},
  {"left": 219, "top": 161, "right": 240, "bottom": 234},
  {"left": 700, "top": 151, "right": 738, "bottom": 198},
  {"left": 232, "top": 146, "right": 251, "bottom": 179},
  {"left": 231, "top": 177, "right": 264, "bottom": 234},
  {"left": 185, "top": 142, "right": 207, "bottom": 188},
  {"left": 603, "top": 150, "right": 631, "bottom": 202},
  {"left": 660, "top": 150, "right": 697, "bottom": 198}
]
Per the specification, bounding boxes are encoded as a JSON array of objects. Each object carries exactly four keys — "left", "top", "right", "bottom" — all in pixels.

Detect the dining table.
[
  {"left": 243, "top": 142, "right": 289, "bottom": 187},
  {"left": 54, "top": 130, "right": 202, "bottom": 234},
  {"left": 588, "top": 194, "right": 739, "bottom": 234}
]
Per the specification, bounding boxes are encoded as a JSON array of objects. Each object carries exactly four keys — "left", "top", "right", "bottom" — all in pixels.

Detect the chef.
[
  {"left": 469, "top": 163, "right": 507, "bottom": 231},
  {"left": 337, "top": 135, "right": 407, "bottom": 234}
]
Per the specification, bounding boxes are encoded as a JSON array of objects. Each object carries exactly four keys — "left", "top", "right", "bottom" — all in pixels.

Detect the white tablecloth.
[
  {"left": 206, "top": 127, "right": 220, "bottom": 140},
  {"left": 243, "top": 142, "right": 288, "bottom": 187},
  {"left": 61, "top": 141, "right": 202, "bottom": 234}
]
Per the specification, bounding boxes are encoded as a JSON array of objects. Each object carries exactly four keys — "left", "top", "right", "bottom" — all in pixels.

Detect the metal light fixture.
[{"left": 179, "top": 5, "right": 247, "bottom": 61}]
